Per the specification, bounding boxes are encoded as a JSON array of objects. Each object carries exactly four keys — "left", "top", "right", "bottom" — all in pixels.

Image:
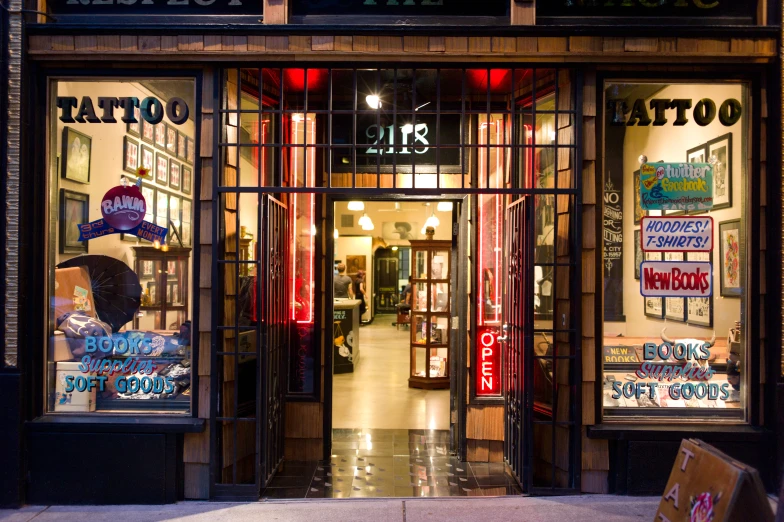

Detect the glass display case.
[
  {"left": 133, "top": 246, "right": 191, "bottom": 331},
  {"left": 409, "top": 239, "right": 451, "bottom": 390}
]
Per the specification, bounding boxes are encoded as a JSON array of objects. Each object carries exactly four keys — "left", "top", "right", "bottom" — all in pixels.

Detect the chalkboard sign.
[
  {"left": 48, "top": 0, "right": 263, "bottom": 16},
  {"left": 293, "top": 0, "right": 507, "bottom": 17}
]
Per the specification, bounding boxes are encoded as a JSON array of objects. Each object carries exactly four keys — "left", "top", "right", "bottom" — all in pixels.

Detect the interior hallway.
[{"left": 333, "top": 314, "right": 450, "bottom": 430}]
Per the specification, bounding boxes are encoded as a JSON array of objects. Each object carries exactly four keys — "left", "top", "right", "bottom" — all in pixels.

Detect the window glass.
[
  {"left": 602, "top": 81, "right": 747, "bottom": 421},
  {"left": 48, "top": 78, "right": 195, "bottom": 414}
]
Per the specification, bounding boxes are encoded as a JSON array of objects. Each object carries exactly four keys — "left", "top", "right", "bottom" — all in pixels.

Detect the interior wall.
[
  {"left": 55, "top": 81, "right": 196, "bottom": 331},
  {"left": 607, "top": 83, "right": 743, "bottom": 339}
]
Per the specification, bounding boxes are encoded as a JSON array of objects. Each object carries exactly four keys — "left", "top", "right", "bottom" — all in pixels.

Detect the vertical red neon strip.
[{"left": 291, "top": 115, "right": 298, "bottom": 321}]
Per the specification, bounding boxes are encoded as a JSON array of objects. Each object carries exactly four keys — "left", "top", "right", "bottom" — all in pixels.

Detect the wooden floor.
[{"left": 332, "top": 314, "right": 450, "bottom": 430}]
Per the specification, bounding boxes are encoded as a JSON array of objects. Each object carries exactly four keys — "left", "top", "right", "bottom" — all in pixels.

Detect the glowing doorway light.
[{"left": 365, "top": 94, "right": 382, "bottom": 109}]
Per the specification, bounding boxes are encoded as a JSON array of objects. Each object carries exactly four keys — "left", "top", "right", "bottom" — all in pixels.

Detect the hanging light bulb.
[
  {"left": 347, "top": 201, "right": 365, "bottom": 212},
  {"left": 358, "top": 213, "right": 371, "bottom": 227},
  {"left": 436, "top": 202, "right": 453, "bottom": 212},
  {"left": 424, "top": 210, "right": 440, "bottom": 229},
  {"left": 161, "top": 243, "right": 169, "bottom": 252},
  {"left": 361, "top": 217, "right": 375, "bottom": 231},
  {"left": 333, "top": 228, "right": 339, "bottom": 239}
]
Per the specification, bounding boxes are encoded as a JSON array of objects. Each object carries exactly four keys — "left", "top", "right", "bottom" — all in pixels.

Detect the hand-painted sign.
[
  {"left": 657, "top": 439, "right": 773, "bottom": 522},
  {"left": 476, "top": 327, "right": 501, "bottom": 397},
  {"left": 78, "top": 175, "right": 168, "bottom": 244},
  {"left": 49, "top": 0, "right": 262, "bottom": 16},
  {"left": 641, "top": 216, "right": 713, "bottom": 252},
  {"left": 640, "top": 261, "right": 712, "bottom": 298},
  {"left": 608, "top": 98, "right": 742, "bottom": 127},
  {"left": 57, "top": 96, "right": 189, "bottom": 125},
  {"left": 538, "top": 0, "right": 755, "bottom": 22},
  {"left": 640, "top": 162, "right": 713, "bottom": 212},
  {"left": 292, "top": 0, "right": 507, "bottom": 17}
]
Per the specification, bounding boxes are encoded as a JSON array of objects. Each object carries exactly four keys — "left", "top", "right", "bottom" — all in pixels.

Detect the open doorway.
[{"left": 331, "top": 199, "right": 453, "bottom": 431}]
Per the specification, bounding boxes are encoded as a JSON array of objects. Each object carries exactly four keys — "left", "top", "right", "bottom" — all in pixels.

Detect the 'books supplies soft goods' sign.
[
  {"left": 641, "top": 216, "right": 713, "bottom": 252},
  {"left": 640, "top": 261, "right": 712, "bottom": 298},
  {"left": 640, "top": 162, "right": 713, "bottom": 212}
]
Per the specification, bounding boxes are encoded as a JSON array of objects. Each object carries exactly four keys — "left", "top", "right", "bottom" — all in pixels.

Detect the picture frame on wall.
[
  {"left": 166, "top": 125, "right": 178, "bottom": 155},
  {"left": 123, "top": 137, "right": 140, "bottom": 174},
  {"left": 169, "top": 195, "right": 181, "bottom": 231},
  {"left": 141, "top": 118, "right": 155, "bottom": 145},
  {"left": 186, "top": 137, "right": 195, "bottom": 165},
  {"left": 126, "top": 106, "right": 141, "bottom": 137},
  {"left": 156, "top": 153, "right": 169, "bottom": 185},
  {"left": 140, "top": 185, "right": 156, "bottom": 244},
  {"left": 633, "top": 229, "right": 643, "bottom": 281},
  {"left": 61, "top": 127, "right": 91, "bottom": 184},
  {"left": 663, "top": 252, "right": 685, "bottom": 322},
  {"left": 643, "top": 251, "right": 663, "bottom": 319},
  {"left": 154, "top": 122, "right": 167, "bottom": 151},
  {"left": 140, "top": 145, "right": 155, "bottom": 175},
  {"left": 59, "top": 189, "right": 89, "bottom": 254},
  {"left": 686, "top": 251, "right": 713, "bottom": 327},
  {"left": 181, "top": 165, "right": 192, "bottom": 195},
  {"left": 707, "top": 133, "right": 732, "bottom": 210},
  {"left": 169, "top": 161, "right": 181, "bottom": 191},
  {"left": 181, "top": 198, "right": 192, "bottom": 247},
  {"left": 719, "top": 219, "right": 741, "bottom": 297},
  {"left": 633, "top": 169, "right": 645, "bottom": 225},
  {"left": 644, "top": 297, "right": 664, "bottom": 319},
  {"left": 141, "top": 260, "right": 154, "bottom": 277},
  {"left": 177, "top": 132, "right": 188, "bottom": 161},
  {"left": 156, "top": 190, "right": 169, "bottom": 229}
]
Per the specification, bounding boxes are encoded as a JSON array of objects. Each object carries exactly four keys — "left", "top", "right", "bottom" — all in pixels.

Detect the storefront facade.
[{"left": 0, "top": 0, "right": 781, "bottom": 506}]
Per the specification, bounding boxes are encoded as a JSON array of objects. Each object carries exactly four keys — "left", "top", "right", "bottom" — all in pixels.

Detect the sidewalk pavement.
[{"left": 1, "top": 495, "right": 660, "bottom": 522}]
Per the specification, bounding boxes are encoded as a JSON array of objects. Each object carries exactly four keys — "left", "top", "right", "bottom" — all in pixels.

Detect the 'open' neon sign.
[{"left": 477, "top": 327, "right": 501, "bottom": 397}]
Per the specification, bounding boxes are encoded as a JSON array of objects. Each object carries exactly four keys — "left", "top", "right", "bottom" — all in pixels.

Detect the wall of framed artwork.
[{"left": 615, "top": 82, "right": 743, "bottom": 341}]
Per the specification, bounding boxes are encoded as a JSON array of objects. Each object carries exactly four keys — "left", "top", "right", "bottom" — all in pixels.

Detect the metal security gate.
[
  {"left": 503, "top": 196, "right": 530, "bottom": 486},
  {"left": 212, "top": 194, "right": 289, "bottom": 500},
  {"left": 259, "top": 195, "right": 289, "bottom": 488}
]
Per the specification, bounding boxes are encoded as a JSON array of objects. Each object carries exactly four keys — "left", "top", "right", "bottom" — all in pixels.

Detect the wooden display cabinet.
[
  {"left": 133, "top": 246, "right": 191, "bottom": 331},
  {"left": 409, "top": 239, "right": 451, "bottom": 390}
]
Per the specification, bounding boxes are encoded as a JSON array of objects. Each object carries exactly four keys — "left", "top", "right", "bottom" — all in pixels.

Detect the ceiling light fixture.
[
  {"left": 358, "top": 213, "right": 371, "bottom": 228},
  {"left": 424, "top": 210, "right": 440, "bottom": 229},
  {"left": 347, "top": 201, "right": 365, "bottom": 212},
  {"left": 437, "top": 202, "right": 453, "bottom": 212},
  {"left": 366, "top": 94, "right": 382, "bottom": 110}
]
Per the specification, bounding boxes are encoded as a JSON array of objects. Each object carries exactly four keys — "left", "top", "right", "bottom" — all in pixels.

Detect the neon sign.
[{"left": 476, "top": 327, "right": 501, "bottom": 397}]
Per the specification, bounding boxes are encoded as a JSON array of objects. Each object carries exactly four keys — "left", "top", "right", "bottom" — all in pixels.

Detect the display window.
[
  {"left": 47, "top": 78, "right": 196, "bottom": 414},
  {"left": 601, "top": 80, "right": 749, "bottom": 421}
]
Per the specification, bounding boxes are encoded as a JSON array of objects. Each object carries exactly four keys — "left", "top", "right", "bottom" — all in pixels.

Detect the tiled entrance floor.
[{"left": 262, "top": 429, "right": 522, "bottom": 499}]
